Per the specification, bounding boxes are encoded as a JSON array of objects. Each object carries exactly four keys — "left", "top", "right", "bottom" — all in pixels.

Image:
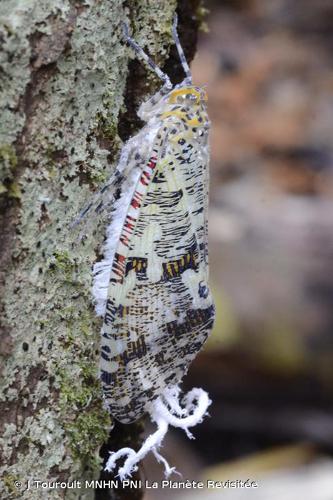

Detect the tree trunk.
[{"left": 0, "top": 1, "right": 200, "bottom": 498}]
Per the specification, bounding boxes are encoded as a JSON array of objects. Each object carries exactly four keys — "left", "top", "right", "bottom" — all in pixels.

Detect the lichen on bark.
[{"left": 0, "top": 0, "right": 201, "bottom": 498}]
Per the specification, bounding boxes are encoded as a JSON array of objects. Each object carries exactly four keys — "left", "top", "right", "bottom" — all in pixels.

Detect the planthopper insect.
[{"left": 73, "top": 14, "right": 215, "bottom": 479}]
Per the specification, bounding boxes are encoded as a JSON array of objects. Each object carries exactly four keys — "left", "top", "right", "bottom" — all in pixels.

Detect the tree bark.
[{"left": 0, "top": 1, "right": 201, "bottom": 498}]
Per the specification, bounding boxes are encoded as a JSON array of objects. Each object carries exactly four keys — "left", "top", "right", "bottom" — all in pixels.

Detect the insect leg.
[
  {"left": 70, "top": 172, "right": 121, "bottom": 229},
  {"left": 122, "top": 22, "right": 172, "bottom": 89},
  {"left": 69, "top": 138, "right": 140, "bottom": 230},
  {"left": 172, "top": 14, "right": 192, "bottom": 83}
]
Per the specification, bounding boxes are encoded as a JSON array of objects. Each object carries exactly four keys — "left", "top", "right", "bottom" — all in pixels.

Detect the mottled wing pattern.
[{"left": 100, "top": 107, "right": 214, "bottom": 423}]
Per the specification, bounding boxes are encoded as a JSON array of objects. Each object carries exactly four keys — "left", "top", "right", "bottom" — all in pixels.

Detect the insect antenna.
[
  {"left": 172, "top": 14, "right": 192, "bottom": 83},
  {"left": 122, "top": 22, "right": 172, "bottom": 89}
]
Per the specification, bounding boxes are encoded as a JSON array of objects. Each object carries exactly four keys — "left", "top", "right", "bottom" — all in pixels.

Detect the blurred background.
[{"left": 145, "top": 0, "right": 333, "bottom": 498}]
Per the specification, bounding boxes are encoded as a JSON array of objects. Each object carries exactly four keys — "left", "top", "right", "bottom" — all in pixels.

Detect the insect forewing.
[{"left": 98, "top": 88, "right": 215, "bottom": 423}]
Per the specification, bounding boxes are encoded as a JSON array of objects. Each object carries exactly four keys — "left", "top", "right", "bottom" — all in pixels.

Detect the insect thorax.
[{"left": 138, "top": 81, "right": 210, "bottom": 131}]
